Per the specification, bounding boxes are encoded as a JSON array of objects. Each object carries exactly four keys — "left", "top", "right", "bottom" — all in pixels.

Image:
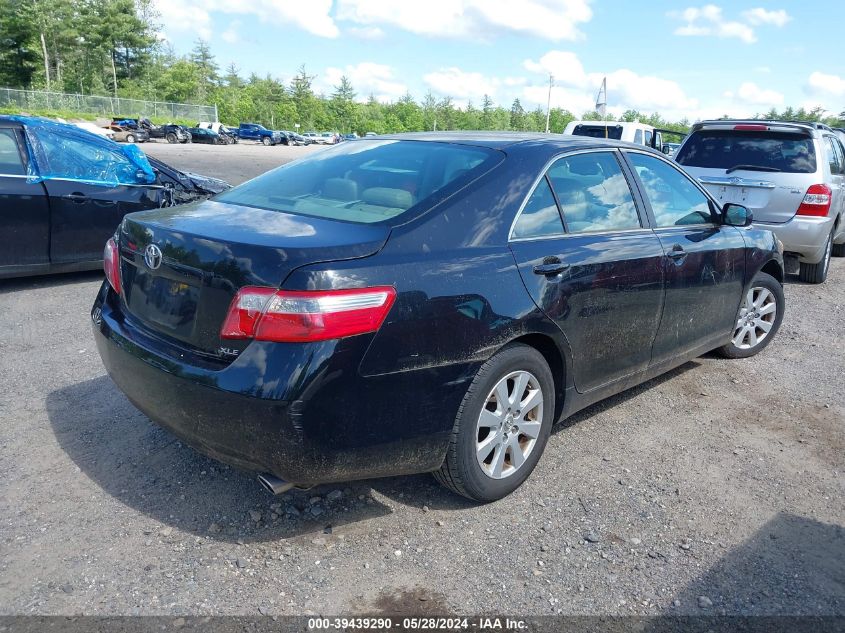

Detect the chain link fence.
[{"left": 0, "top": 87, "right": 217, "bottom": 121}]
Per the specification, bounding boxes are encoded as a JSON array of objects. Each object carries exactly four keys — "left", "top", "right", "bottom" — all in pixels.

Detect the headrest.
[
  {"left": 323, "top": 178, "right": 358, "bottom": 201},
  {"left": 362, "top": 187, "right": 413, "bottom": 209}
]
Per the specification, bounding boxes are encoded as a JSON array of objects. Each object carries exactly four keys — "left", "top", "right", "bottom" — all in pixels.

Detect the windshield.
[
  {"left": 571, "top": 124, "right": 623, "bottom": 140},
  {"left": 676, "top": 130, "right": 817, "bottom": 173},
  {"left": 216, "top": 140, "right": 499, "bottom": 224}
]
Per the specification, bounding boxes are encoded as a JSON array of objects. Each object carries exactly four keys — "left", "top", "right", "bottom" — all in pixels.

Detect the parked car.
[
  {"left": 238, "top": 123, "right": 282, "bottom": 146},
  {"left": 140, "top": 119, "right": 190, "bottom": 144},
  {"left": 303, "top": 131, "right": 320, "bottom": 143},
  {"left": 662, "top": 142, "right": 681, "bottom": 157},
  {"left": 108, "top": 123, "right": 149, "bottom": 144},
  {"left": 187, "top": 127, "right": 228, "bottom": 145},
  {"left": 0, "top": 115, "right": 228, "bottom": 278},
  {"left": 563, "top": 120, "right": 662, "bottom": 151},
  {"left": 92, "top": 132, "right": 785, "bottom": 502},
  {"left": 342, "top": 133, "right": 358, "bottom": 141},
  {"left": 197, "top": 122, "right": 238, "bottom": 144},
  {"left": 70, "top": 120, "right": 116, "bottom": 141},
  {"left": 290, "top": 132, "right": 311, "bottom": 146},
  {"left": 320, "top": 132, "right": 339, "bottom": 144},
  {"left": 675, "top": 120, "right": 845, "bottom": 283},
  {"left": 363, "top": 132, "right": 378, "bottom": 137}
]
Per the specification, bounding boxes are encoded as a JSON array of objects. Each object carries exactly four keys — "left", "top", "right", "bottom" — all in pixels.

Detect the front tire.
[
  {"left": 166, "top": 132, "right": 177, "bottom": 144},
  {"left": 832, "top": 241, "right": 844, "bottom": 257},
  {"left": 125, "top": 134, "right": 136, "bottom": 144},
  {"left": 262, "top": 136, "right": 271, "bottom": 146},
  {"left": 434, "top": 344, "right": 554, "bottom": 502},
  {"left": 799, "top": 232, "right": 832, "bottom": 283},
  {"left": 717, "top": 272, "right": 784, "bottom": 359}
]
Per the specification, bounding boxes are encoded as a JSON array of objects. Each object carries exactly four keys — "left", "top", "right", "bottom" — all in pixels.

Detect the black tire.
[
  {"left": 716, "top": 272, "right": 784, "bottom": 359},
  {"left": 262, "top": 136, "right": 272, "bottom": 146},
  {"left": 832, "top": 241, "right": 845, "bottom": 257},
  {"left": 166, "top": 132, "right": 177, "bottom": 144},
  {"left": 798, "top": 232, "right": 832, "bottom": 283},
  {"left": 434, "top": 343, "right": 555, "bottom": 502},
  {"left": 125, "top": 133, "right": 136, "bottom": 144}
]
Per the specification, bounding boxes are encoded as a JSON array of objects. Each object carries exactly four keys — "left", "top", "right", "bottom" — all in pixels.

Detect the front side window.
[
  {"left": 547, "top": 152, "right": 641, "bottom": 233},
  {"left": 0, "top": 129, "right": 25, "bottom": 175},
  {"left": 217, "top": 140, "right": 499, "bottom": 224},
  {"left": 511, "top": 176, "right": 563, "bottom": 239},
  {"left": 628, "top": 152, "right": 713, "bottom": 227}
]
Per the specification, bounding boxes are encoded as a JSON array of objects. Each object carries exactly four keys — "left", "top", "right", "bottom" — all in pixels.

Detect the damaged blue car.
[{"left": 0, "top": 115, "right": 230, "bottom": 279}]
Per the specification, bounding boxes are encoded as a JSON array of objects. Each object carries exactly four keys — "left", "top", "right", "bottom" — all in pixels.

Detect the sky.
[{"left": 154, "top": 0, "right": 845, "bottom": 122}]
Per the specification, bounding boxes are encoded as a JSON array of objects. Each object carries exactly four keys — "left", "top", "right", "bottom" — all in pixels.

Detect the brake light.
[
  {"left": 103, "top": 237, "right": 122, "bottom": 295},
  {"left": 733, "top": 124, "right": 768, "bottom": 131},
  {"left": 796, "top": 184, "right": 832, "bottom": 217},
  {"left": 220, "top": 286, "right": 396, "bottom": 342}
]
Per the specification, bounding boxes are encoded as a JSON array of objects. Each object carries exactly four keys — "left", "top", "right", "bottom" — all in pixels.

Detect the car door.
[
  {"left": 623, "top": 150, "right": 746, "bottom": 363},
  {"left": 509, "top": 149, "right": 666, "bottom": 393},
  {"left": 822, "top": 134, "right": 845, "bottom": 225},
  {"left": 0, "top": 124, "right": 50, "bottom": 271},
  {"left": 30, "top": 130, "right": 161, "bottom": 265}
]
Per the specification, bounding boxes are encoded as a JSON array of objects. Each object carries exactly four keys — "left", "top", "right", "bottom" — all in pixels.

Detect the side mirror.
[
  {"left": 722, "top": 203, "right": 753, "bottom": 227},
  {"left": 662, "top": 145, "right": 671, "bottom": 154}
]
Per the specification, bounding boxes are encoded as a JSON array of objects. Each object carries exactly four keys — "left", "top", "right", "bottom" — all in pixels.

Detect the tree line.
[{"left": 1, "top": 0, "right": 842, "bottom": 134}]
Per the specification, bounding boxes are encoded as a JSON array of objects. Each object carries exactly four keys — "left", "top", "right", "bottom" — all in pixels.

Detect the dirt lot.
[{"left": 0, "top": 143, "right": 843, "bottom": 617}]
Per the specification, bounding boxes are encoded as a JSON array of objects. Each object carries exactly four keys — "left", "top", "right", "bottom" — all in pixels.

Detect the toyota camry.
[{"left": 92, "top": 133, "right": 785, "bottom": 502}]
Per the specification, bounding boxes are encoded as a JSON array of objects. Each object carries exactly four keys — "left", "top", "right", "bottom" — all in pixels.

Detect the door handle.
[
  {"left": 667, "top": 245, "right": 686, "bottom": 259},
  {"left": 64, "top": 192, "right": 88, "bottom": 204},
  {"left": 533, "top": 258, "right": 571, "bottom": 276}
]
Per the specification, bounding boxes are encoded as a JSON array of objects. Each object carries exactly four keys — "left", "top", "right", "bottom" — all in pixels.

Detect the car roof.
[
  {"left": 691, "top": 119, "right": 825, "bottom": 136},
  {"left": 359, "top": 131, "right": 660, "bottom": 152}
]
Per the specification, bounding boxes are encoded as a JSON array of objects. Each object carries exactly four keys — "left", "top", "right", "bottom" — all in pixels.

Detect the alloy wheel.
[
  {"left": 475, "top": 370, "right": 543, "bottom": 479},
  {"left": 732, "top": 286, "right": 777, "bottom": 349}
]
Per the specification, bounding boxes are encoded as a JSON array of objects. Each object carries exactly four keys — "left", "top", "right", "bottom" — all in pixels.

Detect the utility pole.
[
  {"left": 544, "top": 74, "right": 553, "bottom": 133},
  {"left": 40, "top": 33, "right": 50, "bottom": 91}
]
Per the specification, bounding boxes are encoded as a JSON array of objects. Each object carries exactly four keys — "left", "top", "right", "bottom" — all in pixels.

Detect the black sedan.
[
  {"left": 0, "top": 115, "right": 229, "bottom": 279},
  {"left": 92, "top": 133, "right": 785, "bottom": 501},
  {"left": 187, "top": 127, "right": 227, "bottom": 145}
]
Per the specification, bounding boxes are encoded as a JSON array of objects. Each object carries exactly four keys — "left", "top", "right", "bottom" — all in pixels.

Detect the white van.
[{"left": 563, "top": 120, "right": 662, "bottom": 150}]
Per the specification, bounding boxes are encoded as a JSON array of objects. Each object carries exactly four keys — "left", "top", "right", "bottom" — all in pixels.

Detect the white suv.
[
  {"left": 563, "top": 120, "right": 663, "bottom": 149},
  {"left": 676, "top": 120, "right": 845, "bottom": 283}
]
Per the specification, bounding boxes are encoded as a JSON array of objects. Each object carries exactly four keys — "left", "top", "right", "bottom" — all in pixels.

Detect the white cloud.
[
  {"left": 153, "top": 0, "right": 339, "bottom": 41},
  {"left": 346, "top": 26, "right": 385, "bottom": 39},
  {"left": 520, "top": 50, "right": 699, "bottom": 120},
  {"left": 335, "top": 0, "right": 592, "bottom": 41},
  {"left": 670, "top": 5, "right": 756, "bottom": 43},
  {"left": 742, "top": 8, "right": 791, "bottom": 27},
  {"left": 321, "top": 63, "right": 407, "bottom": 102},
  {"left": 423, "top": 67, "right": 524, "bottom": 100},
  {"left": 806, "top": 71, "right": 845, "bottom": 97},
  {"left": 731, "top": 82, "right": 784, "bottom": 106},
  {"left": 221, "top": 21, "right": 241, "bottom": 44}
]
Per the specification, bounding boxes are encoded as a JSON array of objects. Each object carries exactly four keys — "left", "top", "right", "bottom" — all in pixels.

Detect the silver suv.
[{"left": 676, "top": 120, "right": 845, "bottom": 283}]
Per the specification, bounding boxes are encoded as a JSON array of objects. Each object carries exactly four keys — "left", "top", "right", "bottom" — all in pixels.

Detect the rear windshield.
[
  {"left": 215, "top": 140, "right": 498, "bottom": 223},
  {"left": 676, "top": 130, "right": 817, "bottom": 173},
  {"left": 571, "top": 125, "right": 623, "bottom": 140}
]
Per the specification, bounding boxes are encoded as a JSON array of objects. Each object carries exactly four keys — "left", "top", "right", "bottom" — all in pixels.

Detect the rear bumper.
[
  {"left": 755, "top": 215, "right": 834, "bottom": 264},
  {"left": 91, "top": 284, "right": 475, "bottom": 485}
]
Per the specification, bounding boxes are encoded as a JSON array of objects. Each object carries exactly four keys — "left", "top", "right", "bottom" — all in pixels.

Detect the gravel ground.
[{"left": 0, "top": 145, "right": 842, "bottom": 617}]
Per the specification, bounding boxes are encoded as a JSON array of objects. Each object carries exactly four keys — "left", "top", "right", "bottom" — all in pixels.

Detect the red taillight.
[
  {"left": 733, "top": 124, "right": 768, "bottom": 131},
  {"left": 220, "top": 286, "right": 396, "bottom": 343},
  {"left": 796, "top": 184, "right": 832, "bottom": 217},
  {"left": 103, "top": 238, "right": 122, "bottom": 295}
]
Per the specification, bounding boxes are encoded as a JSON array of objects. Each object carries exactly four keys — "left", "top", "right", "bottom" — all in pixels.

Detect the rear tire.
[
  {"left": 434, "top": 344, "right": 554, "bottom": 502},
  {"left": 832, "top": 241, "right": 845, "bottom": 257},
  {"left": 798, "top": 233, "right": 832, "bottom": 283},
  {"left": 717, "top": 272, "right": 784, "bottom": 359},
  {"left": 125, "top": 134, "right": 136, "bottom": 144},
  {"left": 262, "top": 137, "right": 271, "bottom": 146},
  {"left": 166, "top": 132, "right": 177, "bottom": 144}
]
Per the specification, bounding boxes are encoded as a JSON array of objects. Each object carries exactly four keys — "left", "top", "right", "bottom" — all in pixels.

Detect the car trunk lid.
[
  {"left": 117, "top": 199, "right": 390, "bottom": 357},
  {"left": 690, "top": 169, "right": 809, "bottom": 224}
]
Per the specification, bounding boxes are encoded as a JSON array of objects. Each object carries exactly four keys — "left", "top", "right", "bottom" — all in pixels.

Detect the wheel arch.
[
  {"left": 759, "top": 258, "right": 784, "bottom": 284},
  {"left": 506, "top": 332, "right": 569, "bottom": 423}
]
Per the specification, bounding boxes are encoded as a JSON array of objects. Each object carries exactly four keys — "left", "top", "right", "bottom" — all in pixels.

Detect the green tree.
[{"left": 509, "top": 98, "right": 526, "bottom": 130}]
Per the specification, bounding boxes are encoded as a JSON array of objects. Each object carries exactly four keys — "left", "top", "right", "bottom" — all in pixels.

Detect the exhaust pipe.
[{"left": 257, "top": 474, "right": 295, "bottom": 495}]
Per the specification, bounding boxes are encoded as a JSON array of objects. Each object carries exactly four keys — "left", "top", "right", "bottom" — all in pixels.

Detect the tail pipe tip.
[{"left": 257, "top": 474, "right": 295, "bottom": 495}]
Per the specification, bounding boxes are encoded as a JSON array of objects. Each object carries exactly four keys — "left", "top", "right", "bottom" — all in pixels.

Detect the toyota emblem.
[{"left": 144, "top": 244, "right": 163, "bottom": 270}]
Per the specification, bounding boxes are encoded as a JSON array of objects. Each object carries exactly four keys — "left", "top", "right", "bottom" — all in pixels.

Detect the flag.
[{"left": 595, "top": 77, "right": 607, "bottom": 118}]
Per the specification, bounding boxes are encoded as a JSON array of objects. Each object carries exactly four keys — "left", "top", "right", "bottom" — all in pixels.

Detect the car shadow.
[
  {"left": 46, "top": 375, "right": 395, "bottom": 543},
  {"left": 667, "top": 512, "right": 844, "bottom": 620},
  {"left": 0, "top": 270, "right": 103, "bottom": 294}
]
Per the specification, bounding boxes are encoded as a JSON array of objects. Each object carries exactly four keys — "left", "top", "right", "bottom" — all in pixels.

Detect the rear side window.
[
  {"left": 824, "top": 136, "right": 843, "bottom": 174},
  {"left": 0, "top": 129, "right": 25, "bottom": 175},
  {"left": 511, "top": 177, "right": 563, "bottom": 239},
  {"left": 216, "top": 140, "right": 499, "bottom": 224},
  {"left": 676, "top": 130, "right": 817, "bottom": 173},
  {"left": 548, "top": 152, "right": 640, "bottom": 233},
  {"left": 571, "top": 124, "right": 623, "bottom": 140}
]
